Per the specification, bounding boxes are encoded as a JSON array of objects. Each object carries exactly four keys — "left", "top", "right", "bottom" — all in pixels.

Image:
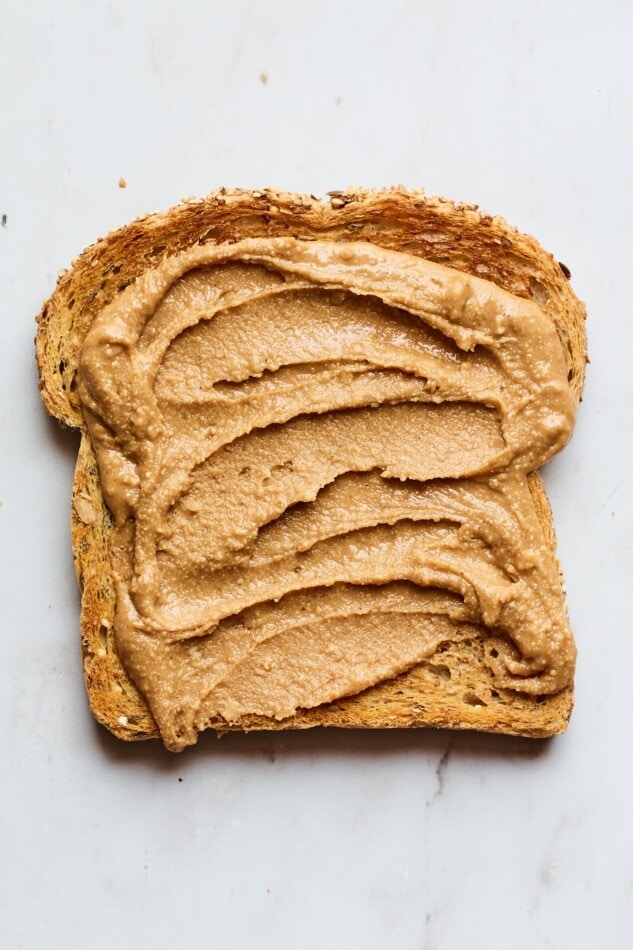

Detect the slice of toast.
[{"left": 36, "top": 187, "right": 586, "bottom": 748}]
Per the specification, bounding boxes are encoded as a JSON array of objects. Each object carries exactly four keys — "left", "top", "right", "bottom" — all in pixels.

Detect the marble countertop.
[{"left": 2, "top": 2, "right": 632, "bottom": 947}]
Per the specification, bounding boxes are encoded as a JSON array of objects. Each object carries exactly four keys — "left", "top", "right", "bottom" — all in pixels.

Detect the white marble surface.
[{"left": 1, "top": 2, "right": 632, "bottom": 947}]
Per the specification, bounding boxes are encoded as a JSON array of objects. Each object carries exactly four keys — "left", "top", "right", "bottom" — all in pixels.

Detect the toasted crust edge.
[{"left": 37, "top": 187, "right": 585, "bottom": 745}]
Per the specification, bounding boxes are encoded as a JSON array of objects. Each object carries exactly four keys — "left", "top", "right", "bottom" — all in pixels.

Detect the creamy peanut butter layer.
[{"left": 77, "top": 238, "right": 576, "bottom": 750}]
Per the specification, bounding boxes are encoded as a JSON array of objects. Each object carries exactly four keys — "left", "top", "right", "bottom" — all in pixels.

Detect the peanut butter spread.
[{"left": 77, "top": 237, "right": 577, "bottom": 750}]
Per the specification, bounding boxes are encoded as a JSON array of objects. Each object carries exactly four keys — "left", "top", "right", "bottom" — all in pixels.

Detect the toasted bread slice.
[{"left": 36, "top": 188, "right": 586, "bottom": 746}]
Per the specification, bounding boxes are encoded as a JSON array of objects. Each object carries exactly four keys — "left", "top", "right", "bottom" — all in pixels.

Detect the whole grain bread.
[{"left": 36, "top": 187, "right": 586, "bottom": 743}]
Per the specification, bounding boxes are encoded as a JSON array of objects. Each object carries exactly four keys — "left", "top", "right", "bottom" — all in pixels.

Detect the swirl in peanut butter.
[{"left": 78, "top": 238, "right": 576, "bottom": 750}]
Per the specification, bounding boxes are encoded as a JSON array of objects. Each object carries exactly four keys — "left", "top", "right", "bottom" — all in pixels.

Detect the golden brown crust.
[{"left": 37, "top": 187, "right": 585, "bottom": 744}]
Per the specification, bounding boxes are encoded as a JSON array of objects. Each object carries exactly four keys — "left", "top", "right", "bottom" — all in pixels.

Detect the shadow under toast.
[{"left": 93, "top": 718, "right": 554, "bottom": 775}]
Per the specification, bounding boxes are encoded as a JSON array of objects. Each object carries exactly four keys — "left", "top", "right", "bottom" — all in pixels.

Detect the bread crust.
[{"left": 37, "top": 187, "right": 586, "bottom": 743}]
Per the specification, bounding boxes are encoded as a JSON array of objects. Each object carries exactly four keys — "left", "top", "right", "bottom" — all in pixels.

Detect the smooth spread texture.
[{"left": 77, "top": 237, "right": 577, "bottom": 750}]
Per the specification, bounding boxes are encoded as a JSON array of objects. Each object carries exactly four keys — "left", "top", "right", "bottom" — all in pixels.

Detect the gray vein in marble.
[
  {"left": 530, "top": 814, "right": 579, "bottom": 918},
  {"left": 427, "top": 740, "right": 454, "bottom": 807},
  {"left": 422, "top": 911, "right": 434, "bottom": 950}
]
